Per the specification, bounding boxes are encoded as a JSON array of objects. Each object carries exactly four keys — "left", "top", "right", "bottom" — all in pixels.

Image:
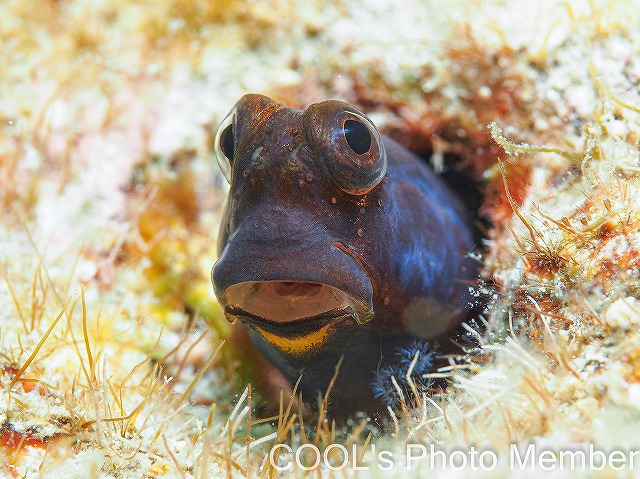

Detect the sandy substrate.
[{"left": 1, "top": 0, "right": 639, "bottom": 477}]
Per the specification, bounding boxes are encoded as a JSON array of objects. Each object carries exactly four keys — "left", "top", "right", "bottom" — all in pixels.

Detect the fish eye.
[
  {"left": 221, "top": 125, "right": 234, "bottom": 160},
  {"left": 343, "top": 119, "right": 371, "bottom": 154},
  {"left": 214, "top": 110, "right": 235, "bottom": 183},
  {"left": 304, "top": 102, "right": 386, "bottom": 196}
]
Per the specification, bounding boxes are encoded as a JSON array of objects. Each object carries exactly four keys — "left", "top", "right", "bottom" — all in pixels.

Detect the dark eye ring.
[{"left": 214, "top": 111, "right": 235, "bottom": 183}]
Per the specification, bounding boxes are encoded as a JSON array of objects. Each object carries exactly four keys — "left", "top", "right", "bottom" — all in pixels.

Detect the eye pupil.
[
  {"left": 343, "top": 120, "right": 371, "bottom": 155},
  {"left": 221, "top": 125, "right": 235, "bottom": 160}
]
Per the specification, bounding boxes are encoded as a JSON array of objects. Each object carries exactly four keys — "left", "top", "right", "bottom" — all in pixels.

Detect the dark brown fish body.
[{"left": 211, "top": 94, "right": 477, "bottom": 414}]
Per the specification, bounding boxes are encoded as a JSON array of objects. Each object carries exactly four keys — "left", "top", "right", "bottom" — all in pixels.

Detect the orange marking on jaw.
[{"left": 255, "top": 324, "right": 334, "bottom": 356}]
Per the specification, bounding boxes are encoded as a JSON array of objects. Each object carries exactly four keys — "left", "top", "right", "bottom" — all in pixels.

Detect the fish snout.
[{"left": 211, "top": 233, "right": 375, "bottom": 334}]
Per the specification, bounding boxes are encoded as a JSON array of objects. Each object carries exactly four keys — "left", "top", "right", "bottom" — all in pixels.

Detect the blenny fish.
[{"left": 211, "top": 94, "right": 477, "bottom": 414}]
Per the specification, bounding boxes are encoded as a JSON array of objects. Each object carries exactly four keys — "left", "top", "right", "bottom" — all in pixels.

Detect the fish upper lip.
[
  {"left": 212, "top": 227, "right": 376, "bottom": 325},
  {"left": 225, "top": 305, "right": 355, "bottom": 338}
]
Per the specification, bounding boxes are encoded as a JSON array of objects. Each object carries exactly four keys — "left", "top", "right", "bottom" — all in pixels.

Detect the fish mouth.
[
  {"left": 212, "top": 228, "right": 376, "bottom": 354},
  {"left": 226, "top": 306, "right": 354, "bottom": 339},
  {"left": 220, "top": 281, "right": 372, "bottom": 355},
  {"left": 222, "top": 281, "right": 372, "bottom": 332}
]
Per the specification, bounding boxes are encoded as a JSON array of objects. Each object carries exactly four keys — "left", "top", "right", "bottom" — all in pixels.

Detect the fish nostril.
[{"left": 273, "top": 282, "right": 323, "bottom": 297}]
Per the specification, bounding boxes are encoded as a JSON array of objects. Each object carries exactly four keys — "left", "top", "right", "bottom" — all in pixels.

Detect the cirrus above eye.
[{"left": 214, "top": 110, "right": 235, "bottom": 183}]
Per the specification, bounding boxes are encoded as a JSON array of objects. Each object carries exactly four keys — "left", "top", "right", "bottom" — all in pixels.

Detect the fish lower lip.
[{"left": 225, "top": 306, "right": 355, "bottom": 338}]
